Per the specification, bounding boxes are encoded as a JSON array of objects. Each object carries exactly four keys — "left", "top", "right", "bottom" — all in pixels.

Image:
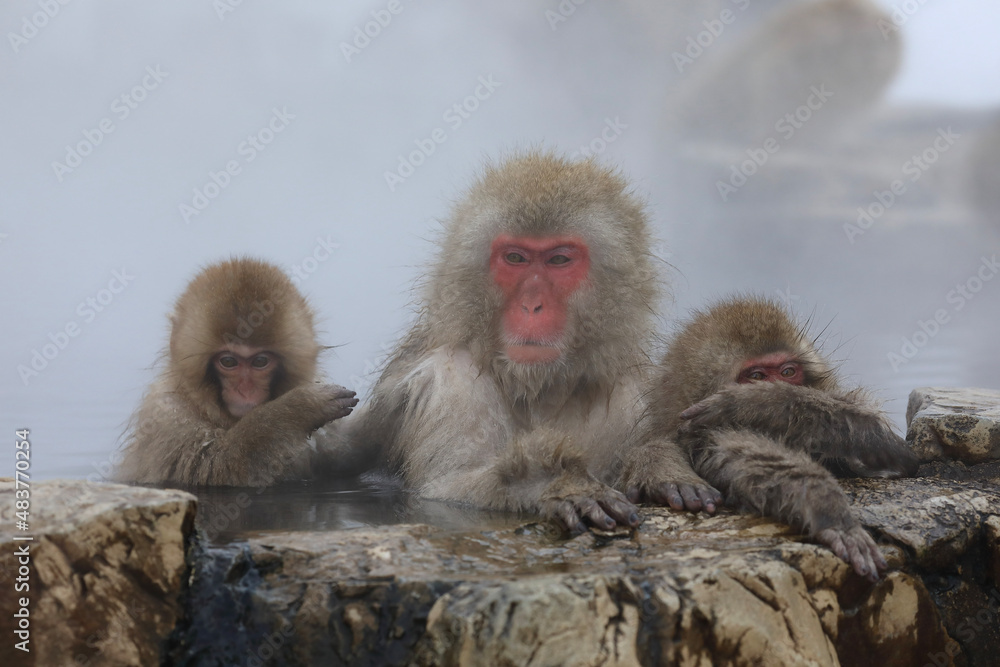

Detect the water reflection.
[{"left": 192, "top": 476, "right": 526, "bottom": 543}]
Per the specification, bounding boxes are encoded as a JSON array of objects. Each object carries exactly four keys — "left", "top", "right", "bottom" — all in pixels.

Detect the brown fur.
[
  {"left": 352, "top": 152, "right": 719, "bottom": 532},
  {"left": 653, "top": 295, "right": 918, "bottom": 580},
  {"left": 115, "top": 258, "right": 356, "bottom": 487}
]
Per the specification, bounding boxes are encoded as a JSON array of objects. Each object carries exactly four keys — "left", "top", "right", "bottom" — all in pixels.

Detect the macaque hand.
[
  {"left": 625, "top": 478, "right": 722, "bottom": 515},
  {"left": 316, "top": 383, "right": 359, "bottom": 422},
  {"left": 815, "top": 525, "right": 887, "bottom": 583},
  {"left": 540, "top": 470, "right": 641, "bottom": 536},
  {"left": 678, "top": 386, "right": 754, "bottom": 433},
  {"left": 278, "top": 383, "right": 359, "bottom": 432},
  {"left": 847, "top": 430, "right": 920, "bottom": 478}
]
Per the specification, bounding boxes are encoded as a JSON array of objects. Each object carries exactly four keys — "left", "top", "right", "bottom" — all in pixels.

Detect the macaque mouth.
[
  {"left": 225, "top": 398, "right": 259, "bottom": 418},
  {"left": 504, "top": 337, "right": 563, "bottom": 365}
]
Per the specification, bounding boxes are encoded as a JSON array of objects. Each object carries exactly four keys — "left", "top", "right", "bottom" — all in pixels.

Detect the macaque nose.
[
  {"left": 520, "top": 277, "right": 545, "bottom": 315},
  {"left": 521, "top": 300, "right": 543, "bottom": 315}
]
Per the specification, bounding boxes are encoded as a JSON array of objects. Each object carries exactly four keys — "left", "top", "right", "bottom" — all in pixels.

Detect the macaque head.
[
  {"left": 168, "top": 258, "right": 319, "bottom": 421},
  {"left": 427, "top": 152, "right": 658, "bottom": 386},
  {"left": 662, "top": 296, "right": 838, "bottom": 410}
]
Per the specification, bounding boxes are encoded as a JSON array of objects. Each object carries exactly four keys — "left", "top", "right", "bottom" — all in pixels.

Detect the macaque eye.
[
  {"left": 218, "top": 355, "right": 238, "bottom": 369},
  {"left": 548, "top": 254, "right": 571, "bottom": 265},
  {"left": 781, "top": 367, "right": 796, "bottom": 377},
  {"left": 251, "top": 355, "right": 271, "bottom": 369},
  {"left": 749, "top": 371, "right": 765, "bottom": 381},
  {"left": 505, "top": 252, "right": 527, "bottom": 264}
]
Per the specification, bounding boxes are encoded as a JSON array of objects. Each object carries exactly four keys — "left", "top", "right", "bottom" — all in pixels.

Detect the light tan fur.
[
  {"left": 352, "top": 152, "right": 719, "bottom": 531},
  {"left": 116, "top": 258, "right": 356, "bottom": 487}
]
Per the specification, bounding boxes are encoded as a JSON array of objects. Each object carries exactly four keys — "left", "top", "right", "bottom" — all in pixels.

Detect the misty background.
[{"left": 2, "top": 0, "right": 998, "bottom": 483}]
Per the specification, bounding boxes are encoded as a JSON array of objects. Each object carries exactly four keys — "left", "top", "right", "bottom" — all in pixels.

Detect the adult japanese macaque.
[
  {"left": 352, "top": 152, "right": 720, "bottom": 534},
  {"left": 116, "top": 258, "right": 358, "bottom": 487},
  {"left": 654, "top": 296, "right": 919, "bottom": 580}
]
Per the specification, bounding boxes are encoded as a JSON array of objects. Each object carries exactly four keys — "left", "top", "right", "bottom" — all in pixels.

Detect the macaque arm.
[
  {"left": 311, "top": 404, "right": 383, "bottom": 477},
  {"left": 616, "top": 433, "right": 722, "bottom": 514},
  {"left": 685, "top": 427, "right": 886, "bottom": 581},
  {"left": 680, "top": 383, "right": 919, "bottom": 477},
  {"left": 119, "top": 383, "right": 356, "bottom": 487},
  {"left": 202, "top": 383, "right": 356, "bottom": 486}
]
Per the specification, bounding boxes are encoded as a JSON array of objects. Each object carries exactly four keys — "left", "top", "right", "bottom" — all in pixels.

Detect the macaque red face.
[
  {"left": 489, "top": 235, "right": 590, "bottom": 364},
  {"left": 736, "top": 351, "right": 804, "bottom": 386},
  {"left": 213, "top": 344, "right": 280, "bottom": 417}
]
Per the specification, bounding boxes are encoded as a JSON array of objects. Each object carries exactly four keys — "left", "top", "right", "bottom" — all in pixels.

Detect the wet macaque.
[
  {"left": 116, "top": 258, "right": 358, "bottom": 487},
  {"left": 654, "top": 297, "right": 918, "bottom": 580},
  {"left": 352, "top": 152, "right": 720, "bottom": 534}
]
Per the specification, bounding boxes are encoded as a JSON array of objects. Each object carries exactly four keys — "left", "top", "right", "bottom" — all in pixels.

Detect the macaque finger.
[
  {"left": 872, "top": 545, "right": 889, "bottom": 573},
  {"left": 578, "top": 498, "right": 617, "bottom": 530},
  {"left": 550, "top": 501, "right": 587, "bottom": 536},
  {"left": 625, "top": 486, "right": 641, "bottom": 503},
  {"left": 657, "top": 483, "right": 686, "bottom": 511},
  {"left": 679, "top": 402, "right": 709, "bottom": 421},
  {"left": 817, "top": 528, "right": 849, "bottom": 562},
  {"left": 849, "top": 528, "right": 885, "bottom": 582},
  {"left": 849, "top": 545, "right": 875, "bottom": 582},
  {"left": 696, "top": 486, "right": 721, "bottom": 514},
  {"left": 595, "top": 492, "right": 640, "bottom": 528},
  {"left": 677, "top": 484, "right": 705, "bottom": 513}
]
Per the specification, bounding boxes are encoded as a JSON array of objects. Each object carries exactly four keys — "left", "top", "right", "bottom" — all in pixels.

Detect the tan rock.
[
  {"left": 906, "top": 387, "right": 1000, "bottom": 463},
  {"left": 0, "top": 480, "right": 195, "bottom": 666}
]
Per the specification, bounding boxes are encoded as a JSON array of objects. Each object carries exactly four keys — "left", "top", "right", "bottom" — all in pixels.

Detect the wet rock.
[
  {"left": 986, "top": 515, "right": 1000, "bottom": 586},
  {"left": 0, "top": 480, "right": 196, "bottom": 667},
  {"left": 10, "top": 458, "right": 998, "bottom": 665},
  {"left": 907, "top": 387, "right": 1000, "bottom": 463},
  {"left": 835, "top": 571, "right": 955, "bottom": 667},
  {"left": 847, "top": 478, "right": 999, "bottom": 570},
  {"left": 168, "top": 471, "right": 998, "bottom": 666}
]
